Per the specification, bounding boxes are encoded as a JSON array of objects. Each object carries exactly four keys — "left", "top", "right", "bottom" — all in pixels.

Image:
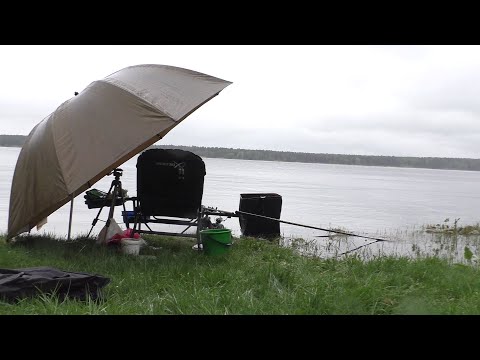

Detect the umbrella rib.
[{"left": 98, "top": 79, "right": 176, "bottom": 120}]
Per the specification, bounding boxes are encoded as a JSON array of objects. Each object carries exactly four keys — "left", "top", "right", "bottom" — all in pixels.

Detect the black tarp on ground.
[{"left": 0, "top": 267, "right": 110, "bottom": 302}]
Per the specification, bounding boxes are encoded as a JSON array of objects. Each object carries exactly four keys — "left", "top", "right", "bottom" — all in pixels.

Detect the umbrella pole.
[
  {"left": 67, "top": 90, "right": 78, "bottom": 242},
  {"left": 67, "top": 193, "right": 74, "bottom": 241}
]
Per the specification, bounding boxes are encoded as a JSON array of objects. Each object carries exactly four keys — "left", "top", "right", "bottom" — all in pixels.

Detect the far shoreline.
[{"left": 2, "top": 135, "right": 480, "bottom": 172}]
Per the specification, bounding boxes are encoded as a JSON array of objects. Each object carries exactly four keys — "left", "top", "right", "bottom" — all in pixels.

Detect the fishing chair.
[{"left": 123, "top": 149, "right": 208, "bottom": 247}]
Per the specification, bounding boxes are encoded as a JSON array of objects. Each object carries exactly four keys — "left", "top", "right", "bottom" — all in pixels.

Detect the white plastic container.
[{"left": 120, "top": 238, "right": 142, "bottom": 255}]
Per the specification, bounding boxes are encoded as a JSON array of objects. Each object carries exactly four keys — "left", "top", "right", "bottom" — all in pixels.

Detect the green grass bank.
[{"left": 1, "top": 234, "right": 480, "bottom": 315}]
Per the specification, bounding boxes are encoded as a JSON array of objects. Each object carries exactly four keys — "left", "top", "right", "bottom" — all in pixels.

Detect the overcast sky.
[{"left": 1, "top": 45, "right": 480, "bottom": 158}]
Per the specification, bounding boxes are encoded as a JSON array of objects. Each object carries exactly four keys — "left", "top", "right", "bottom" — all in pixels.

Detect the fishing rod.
[
  {"left": 336, "top": 241, "right": 379, "bottom": 257},
  {"left": 210, "top": 208, "right": 391, "bottom": 243},
  {"left": 235, "top": 210, "right": 391, "bottom": 242}
]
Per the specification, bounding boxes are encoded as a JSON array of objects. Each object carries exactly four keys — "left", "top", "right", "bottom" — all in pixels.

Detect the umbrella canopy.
[{"left": 7, "top": 64, "right": 232, "bottom": 239}]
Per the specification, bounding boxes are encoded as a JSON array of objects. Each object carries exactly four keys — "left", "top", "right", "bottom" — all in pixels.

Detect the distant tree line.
[
  {"left": 2, "top": 134, "right": 480, "bottom": 171},
  {"left": 0, "top": 135, "right": 26, "bottom": 147},
  {"left": 154, "top": 145, "right": 480, "bottom": 171}
]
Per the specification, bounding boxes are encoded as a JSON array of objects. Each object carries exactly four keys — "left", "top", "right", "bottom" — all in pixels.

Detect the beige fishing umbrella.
[{"left": 7, "top": 64, "right": 232, "bottom": 240}]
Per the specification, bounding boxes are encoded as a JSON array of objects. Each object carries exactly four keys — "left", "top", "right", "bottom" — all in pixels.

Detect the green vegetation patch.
[{"left": 1, "top": 233, "right": 480, "bottom": 315}]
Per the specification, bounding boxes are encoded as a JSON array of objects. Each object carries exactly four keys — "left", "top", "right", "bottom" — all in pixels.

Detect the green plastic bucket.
[{"left": 200, "top": 229, "right": 232, "bottom": 255}]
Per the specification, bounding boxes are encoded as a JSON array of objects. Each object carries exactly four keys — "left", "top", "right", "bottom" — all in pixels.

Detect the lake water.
[{"left": 2, "top": 146, "right": 480, "bottom": 262}]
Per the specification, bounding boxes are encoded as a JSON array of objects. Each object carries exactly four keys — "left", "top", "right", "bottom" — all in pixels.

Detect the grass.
[
  {"left": 425, "top": 218, "right": 480, "bottom": 235},
  {"left": 2, "top": 232, "right": 480, "bottom": 314}
]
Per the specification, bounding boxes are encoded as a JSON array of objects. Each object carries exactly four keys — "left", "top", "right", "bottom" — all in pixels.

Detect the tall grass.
[
  {"left": 2, "top": 233, "right": 480, "bottom": 314},
  {"left": 280, "top": 224, "right": 480, "bottom": 265}
]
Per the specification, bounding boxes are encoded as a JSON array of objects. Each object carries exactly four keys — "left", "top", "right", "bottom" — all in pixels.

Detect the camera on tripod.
[
  {"left": 110, "top": 168, "right": 123, "bottom": 178},
  {"left": 85, "top": 167, "right": 130, "bottom": 237}
]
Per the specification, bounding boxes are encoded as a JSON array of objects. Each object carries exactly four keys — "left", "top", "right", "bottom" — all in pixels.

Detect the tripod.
[{"left": 87, "top": 168, "right": 127, "bottom": 241}]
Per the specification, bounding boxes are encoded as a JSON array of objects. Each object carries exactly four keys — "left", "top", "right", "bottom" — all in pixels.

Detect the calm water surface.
[{"left": 2, "top": 147, "right": 480, "bottom": 261}]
